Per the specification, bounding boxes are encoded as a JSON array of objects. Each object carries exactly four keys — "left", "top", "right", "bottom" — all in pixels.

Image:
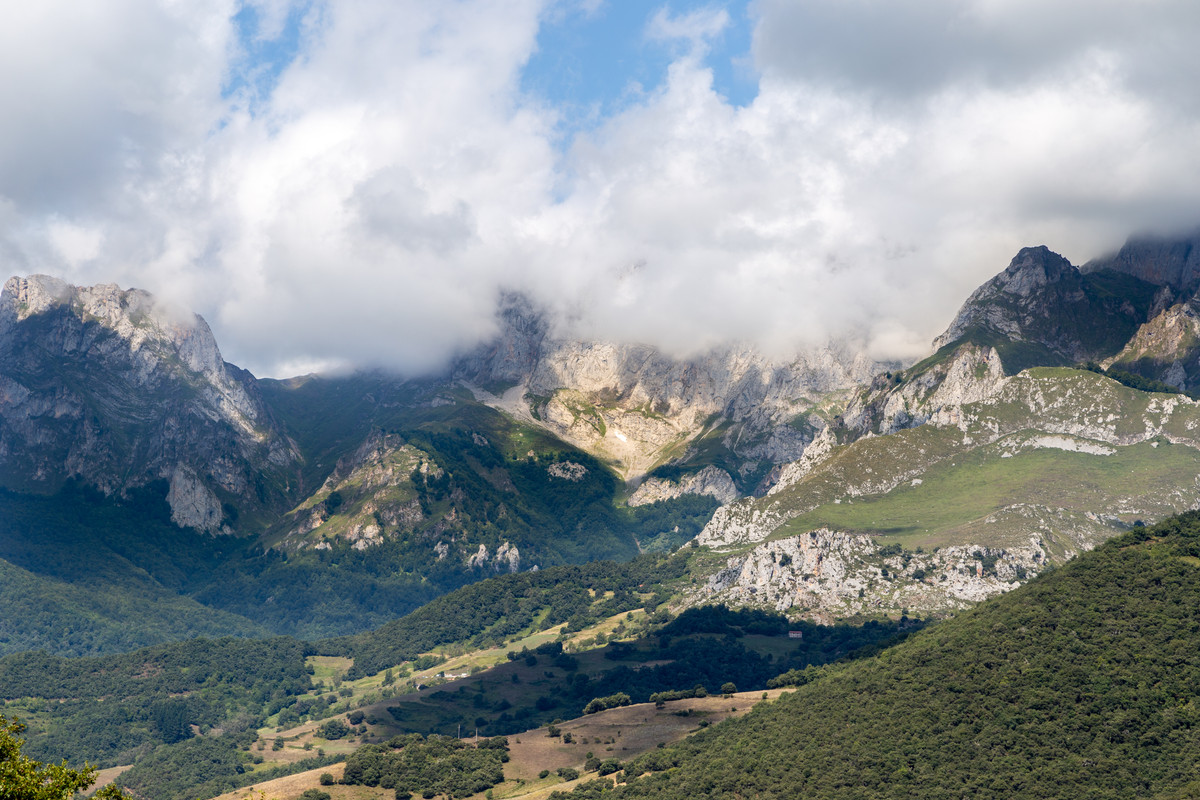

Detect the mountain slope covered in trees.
[{"left": 557, "top": 512, "right": 1200, "bottom": 799}]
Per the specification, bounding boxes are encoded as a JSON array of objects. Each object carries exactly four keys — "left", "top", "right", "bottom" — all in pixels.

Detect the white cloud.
[
  {"left": 646, "top": 6, "right": 730, "bottom": 47},
  {"left": 3, "top": 0, "right": 1200, "bottom": 376}
]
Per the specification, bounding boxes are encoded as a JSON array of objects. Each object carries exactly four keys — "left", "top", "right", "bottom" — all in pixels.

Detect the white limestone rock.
[
  {"left": 628, "top": 465, "right": 739, "bottom": 507},
  {"left": 695, "top": 528, "right": 1048, "bottom": 622}
]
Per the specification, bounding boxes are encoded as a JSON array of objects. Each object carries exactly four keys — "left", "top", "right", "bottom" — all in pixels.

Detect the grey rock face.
[
  {"left": 695, "top": 529, "right": 1047, "bottom": 622},
  {"left": 466, "top": 541, "right": 520, "bottom": 573},
  {"left": 628, "top": 465, "right": 739, "bottom": 507},
  {"left": 838, "top": 344, "right": 1008, "bottom": 440},
  {"left": 0, "top": 275, "right": 299, "bottom": 532},
  {"left": 933, "top": 245, "right": 1161, "bottom": 370},
  {"left": 458, "top": 294, "right": 899, "bottom": 489},
  {"left": 1084, "top": 230, "right": 1200, "bottom": 293},
  {"left": 1103, "top": 297, "right": 1200, "bottom": 393}
]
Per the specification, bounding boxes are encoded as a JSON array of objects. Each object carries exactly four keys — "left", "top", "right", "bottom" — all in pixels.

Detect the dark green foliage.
[
  {"left": 1080, "top": 361, "right": 1192, "bottom": 397},
  {"left": 622, "top": 495, "right": 721, "bottom": 553},
  {"left": 115, "top": 739, "right": 337, "bottom": 800},
  {"left": 341, "top": 734, "right": 507, "bottom": 798},
  {"left": 0, "top": 485, "right": 272, "bottom": 656},
  {"left": 375, "top": 606, "right": 913, "bottom": 739},
  {"left": 0, "top": 714, "right": 130, "bottom": 800},
  {"left": 0, "top": 381, "right": 722, "bottom": 651},
  {"left": 318, "top": 718, "right": 349, "bottom": 740},
  {"left": 149, "top": 699, "right": 193, "bottom": 744},
  {"left": 582, "top": 693, "right": 631, "bottom": 715},
  {"left": 0, "top": 637, "right": 310, "bottom": 767},
  {"left": 115, "top": 733, "right": 254, "bottom": 800},
  {"left": 557, "top": 510, "right": 1200, "bottom": 800}
]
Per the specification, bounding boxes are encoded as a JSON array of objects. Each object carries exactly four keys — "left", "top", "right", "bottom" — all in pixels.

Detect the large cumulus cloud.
[{"left": 2, "top": 0, "right": 1200, "bottom": 376}]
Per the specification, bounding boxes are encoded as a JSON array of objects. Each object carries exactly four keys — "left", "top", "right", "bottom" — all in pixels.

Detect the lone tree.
[{"left": 1, "top": 714, "right": 130, "bottom": 799}]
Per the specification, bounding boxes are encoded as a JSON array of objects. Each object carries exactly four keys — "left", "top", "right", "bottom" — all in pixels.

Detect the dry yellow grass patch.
[
  {"left": 210, "top": 764, "right": 378, "bottom": 800},
  {"left": 89, "top": 764, "right": 131, "bottom": 791}
]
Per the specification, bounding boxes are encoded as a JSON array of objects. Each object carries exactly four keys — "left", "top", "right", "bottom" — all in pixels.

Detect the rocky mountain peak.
[
  {"left": 454, "top": 291, "right": 550, "bottom": 387},
  {"left": 931, "top": 244, "right": 1158, "bottom": 368},
  {"left": 1084, "top": 230, "right": 1200, "bottom": 293},
  {"left": 995, "top": 246, "right": 1077, "bottom": 297},
  {"left": 2, "top": 274, "right": 248, "bottom": 416},
  {"left": 932, "top": 246, "right": 1080, "bottom": 351},
  {"left": 0, "top": 275, "right": 299, "bottom": 533}
]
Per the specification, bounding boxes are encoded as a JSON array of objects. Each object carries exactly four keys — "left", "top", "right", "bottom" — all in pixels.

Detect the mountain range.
[
  {"left": 6, "top": 228, "right": 1200, "bottom": 799},
  {"left": 6, "top": 231, "right": 1200, "bottom": 650}
]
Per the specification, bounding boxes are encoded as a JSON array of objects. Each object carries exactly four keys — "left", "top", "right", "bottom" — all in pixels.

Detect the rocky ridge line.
[
  {"left": 457, "top": 293, "right": 900, "bottom": 493},
  {"left": 0, "top": 274, "right": 299, "bottom": 532}
]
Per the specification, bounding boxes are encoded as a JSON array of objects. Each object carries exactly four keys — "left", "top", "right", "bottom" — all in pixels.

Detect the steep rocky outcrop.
[
  {"left": 696, "top": 528, "right": 1047, "bottom": 622},
  {"left": 466, "top": 541, "right": 520, "bottom": 573},
  {"left": 458, "top": 294, "right": 898, "bottom": 492},
  {"left": 0, "top": 274, "right": 299, "bottom": 532},
  {"left": 627, "top": 465, "right": 738, "bottom": 507},
  {"left": 687, "top": 236, "right": 1200, "bottom": 619},
  {"left": 279, "top": 430, "right": 434, "bottom": 550},
  {"left": 1104, "top": 298, "right": 1200, "bottom": 392},
  {"left": 932, "top": 245, "right": 1160, "bottom": 369},
  {"left": 691, "top": 365, "right": 1200, "bottom": 617},
  {"left": 702, "top": 368, "right": 1200, "bottom": 546},
  {"left": 1084, "top": 229, "right": 1200, "bottom": 294},
  {"left": 839, "top": 343, "right": 1008, "bottom": 439}
]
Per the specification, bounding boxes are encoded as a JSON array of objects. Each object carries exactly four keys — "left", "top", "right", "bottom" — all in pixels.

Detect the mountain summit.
[{"left": 0, "top": 275, "right": 299, "bottom": 532}]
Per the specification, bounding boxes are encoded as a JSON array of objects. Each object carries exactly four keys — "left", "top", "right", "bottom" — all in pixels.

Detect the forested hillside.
[{"left": 555, "top": 512, "right": 1200, "bottom": 799}]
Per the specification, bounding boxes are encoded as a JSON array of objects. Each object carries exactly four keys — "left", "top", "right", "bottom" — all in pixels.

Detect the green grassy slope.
[
  {"left": 775, "top": 437, "right": 1198, "bottom": 551},
  {"left": 563, "top": 511, "right": 1200, "bottom": 800},
  {"left": 733, "top": 368, "right": 1200, "bottom": 556}
]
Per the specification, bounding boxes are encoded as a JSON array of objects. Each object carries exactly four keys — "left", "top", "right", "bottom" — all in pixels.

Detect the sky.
[{"left": 3, "top": 0, "right": 1200, "bottom": 377}]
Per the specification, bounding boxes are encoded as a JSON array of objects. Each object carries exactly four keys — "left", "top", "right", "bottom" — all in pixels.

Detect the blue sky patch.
[
  {"left": 225, "top": 2, "right": 311, "bottom": 110},
  {"left": 520, "top": 0, "right": 757, "bottom": 142}
]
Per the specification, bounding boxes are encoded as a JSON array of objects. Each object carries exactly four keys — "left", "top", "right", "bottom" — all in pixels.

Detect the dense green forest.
[
  {"left": 330, "top": 552, "right": 696, "bottom": 676},
  {"left": 0, "top": 544, "right": 916, "bottom": 800},
  {"left": 0, "top": 637, "right": 311, "bottom": 767},
  {"left": 0, "top": 379, "right": 724, "bottom": 654},
  {"left": 551, "top": 511, "right": 1200, "bottom": 799}
]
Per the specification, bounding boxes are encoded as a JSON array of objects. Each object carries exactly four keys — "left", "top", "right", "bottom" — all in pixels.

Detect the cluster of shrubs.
[{"left": 340, "top": 733, "right": 509, "bottom": 799}]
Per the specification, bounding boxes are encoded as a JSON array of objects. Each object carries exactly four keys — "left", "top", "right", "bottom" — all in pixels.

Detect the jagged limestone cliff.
[
  {"left": 0, "top": 275, "right": 299, "bottom": 532},
  {"left": 458, "top": 294, "right": 898, "bottom": 495},
  {"left": 698, "top": 528, "right": 1046, "bottom": 622},
  {"left": 628, "top": 465, "right": 739, "bottom": 507}
]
